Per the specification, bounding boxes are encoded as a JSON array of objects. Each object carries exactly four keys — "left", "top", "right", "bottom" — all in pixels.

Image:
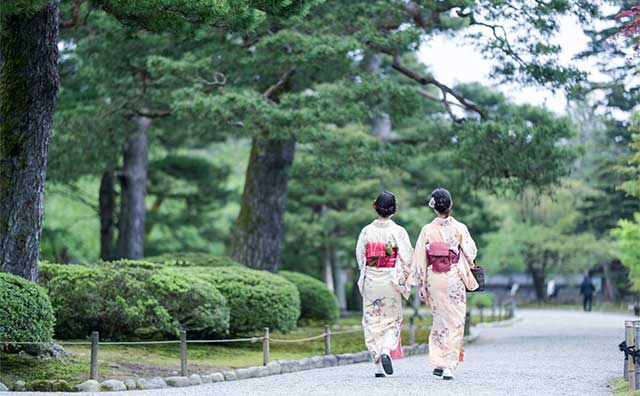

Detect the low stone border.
[
  {"left": 0, "top": 344, "right": 429, "bottom": 392},
  {"left": 0, "top": 317, "right": 506, "bottom": 392}
]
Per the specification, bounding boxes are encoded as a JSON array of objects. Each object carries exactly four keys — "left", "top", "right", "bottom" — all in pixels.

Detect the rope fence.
[
  {"left": 0, "top": 325, "right": 364, "bottom": 380},
  {"left": 1, "top": 305, "right": 513, "bottom": 381}
]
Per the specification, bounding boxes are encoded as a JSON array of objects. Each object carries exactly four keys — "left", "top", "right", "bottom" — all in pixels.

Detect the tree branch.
[
  {"left": 194, "top": 72, "right": 227, "bottom": 86},
  {"left": 136, "top": 109, "right": 172, "bottom": 118},
  {"left": 61, "top": 0, "right": 84, "bottom": 28},
  {"left": 263, "top": 67, "right": 296, "bottom": 101},
  {"left": 467, "top": 16, "right": 527, "bottom": 68},
  {"left": 389, "top": 54, "right": 486, "bottom": 119}
]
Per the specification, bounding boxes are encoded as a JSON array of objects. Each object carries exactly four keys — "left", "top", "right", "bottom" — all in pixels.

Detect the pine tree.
[{"left": 0, "top": 0, "right": 318, "bottom": 279}]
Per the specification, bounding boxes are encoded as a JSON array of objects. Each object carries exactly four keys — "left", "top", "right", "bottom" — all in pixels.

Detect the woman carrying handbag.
[{"left": 413, "top": 188, "right": 480, "bottom": 380}]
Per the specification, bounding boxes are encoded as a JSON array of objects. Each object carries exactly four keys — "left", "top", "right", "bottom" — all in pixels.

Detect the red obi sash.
[
  {"left": 427, "top": 241, "right": 460, "bottom": 273},
  {"left": 365, "top": 242, "right": 397, "bottom": 268}
]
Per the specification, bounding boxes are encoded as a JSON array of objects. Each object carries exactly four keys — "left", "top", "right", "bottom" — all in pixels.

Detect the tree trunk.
[
  {"left": 335, "top": 263, "right": 347, "bottom": 311},
  {"left": 349, "top": 277, "right": 363, "bottom": 311},
  {"left": 529, "top": 266, "right": 546, "bottom": 302},
  {"left": 602, "top": 259, "right": 619, "bottom": 303},
  {"left": 321, "top": 205, "right": 335, "bottom": 291},
  {"left": 116, "top": 116, "right": 150, "bottom": 260},
  {"left": 366, "top": 54, "right": 392, "bottom": 141},
  {"left": 0, "top": 1, "right": 59, "bottom": 281},
  {"left": 227, "top": 137, "right": 295, "bottom": 272},
  {"left": 99, "top": 171, "right": 116, "bottom": 260}
]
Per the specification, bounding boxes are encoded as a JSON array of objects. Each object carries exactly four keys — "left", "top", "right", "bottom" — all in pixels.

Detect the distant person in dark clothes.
[{"left": 580, "top": 274, "right": 596, "bottom": 312}]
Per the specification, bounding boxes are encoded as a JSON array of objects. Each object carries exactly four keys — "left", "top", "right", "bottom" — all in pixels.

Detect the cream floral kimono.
[
  {"left": 355, "top": 219, "right": 417, "bottom": 362},
  {"left": 413, "top": 216, "right": 478, "bottom": 370}
]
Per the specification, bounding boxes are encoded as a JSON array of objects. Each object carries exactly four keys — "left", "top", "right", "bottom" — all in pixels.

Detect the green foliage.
[
  {"left": 40, "top": 262, "right": 173, "bottom": 339},
  {"left": 619, "top": 114, "right": 640, "bottom": 199},
  {"left": 0, "top": 0, "right": 50, "bottom": 18},
  {"left": 146, "top": 156, "right": 232, "bottom": 255},
  {"left": 483, "top": 180, "right": 611, "bottom": 275},
  {"left": 145, "top": 252, "right": 242, "bottom": 268},
  {"left": 467, "top": 292, "right": 496, "bottom": 309},
  {"left": 40, "top": 261, "right": 230, "bottom": 339},
  {"left": 0, "top": 273, "right": 55, "bottom": 352},
  {"left": 569, "top": 105, "right": 639, "bottom": 237},
  {"left": 612, "top": 213, "right": 640, "bottom": 292},
  {"left": 0, "top": 352, "right": 88, "bottom": 386},
  {"left": 25, "top": 380, "right": 74, "bottom": 392},
  {"left": 92, "top": 0, "right": 320, "bottom": 31},
  {"left": 186, "top": 266, "right": 301, "bottom": 334},
  {"left": 280, "top": 271, "right": 339, "bottom": 321},
  {"left": 145, "top": 267, "right": 230, "bottom": 337}
]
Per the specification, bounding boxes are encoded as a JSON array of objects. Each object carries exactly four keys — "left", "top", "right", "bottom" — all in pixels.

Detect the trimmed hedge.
[
  {"left": 467, "top": 292, "right": 496, "bottom": 308},
  {"left": 279, "top": 271, "right": 339, "bottom": 322},
  {"left": 40, "top": 262, "right": 229, "bottom": 340},
  {"left": 0, "top": 273, "right": 55, "bottom": 352},
  {"left": 147, "top": 267, "right": 230, "bottom": 338},
  {"left": 144, "top": 253, "right": 242, "bottom": 268},
  {"left": 187, "top": 266, "right": 301, "bottom": 334}
]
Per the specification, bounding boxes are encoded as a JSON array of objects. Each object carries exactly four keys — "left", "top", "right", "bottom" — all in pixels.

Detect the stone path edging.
[{"left": 0, "top": 317, "right": 517, "bottom": 393}]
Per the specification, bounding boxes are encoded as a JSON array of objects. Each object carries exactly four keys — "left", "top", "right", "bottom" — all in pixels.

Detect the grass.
[
  {"left": 0, "top": 313, "right": 495, "bottom": 386},
  {"left": 611, "top": 378, "right": 640, "bottom": 396}
]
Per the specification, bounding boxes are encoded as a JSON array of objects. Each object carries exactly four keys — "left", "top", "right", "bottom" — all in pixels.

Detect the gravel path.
[{"left": 6, "top": 309, "right": 629, "bottom": 396}]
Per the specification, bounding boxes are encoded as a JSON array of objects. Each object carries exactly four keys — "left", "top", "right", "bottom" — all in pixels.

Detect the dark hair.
[
  {"left": 430, "top": 188, "right": 452, "bottom": 214},
  {"left": 374, "top": 191, "right": 397, "bottom": 217}
]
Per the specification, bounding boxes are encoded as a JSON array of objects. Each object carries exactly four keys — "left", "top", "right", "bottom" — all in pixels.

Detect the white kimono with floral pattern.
[
  {"left": 413, "top": 216, "right": 478, "bottom": 370},
  {"left": 355, "top": 219, "right": 417, "bottom": 362}
]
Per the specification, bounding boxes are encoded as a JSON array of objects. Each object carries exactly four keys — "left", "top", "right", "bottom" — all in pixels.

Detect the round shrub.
[
  {"left": 40, "top": 261, "right": 230, "bottom": 340},
  {"left": 144, "top": 253, "right": 242, "bottom": 268},
  {"left": 0, "top": 272, "right": 55, "bottom": 352},
  {"left": 187, "top": 267, "right": 301, "bottom": 334},
  {"left": 41, "top": 262, "right": 174, "bottom": 340},
  {"left": 147, "top": 268, "right": 230, "bottom": 338},
  {"left": 279, "top": 271, "right": 339, "bottom": 322}
]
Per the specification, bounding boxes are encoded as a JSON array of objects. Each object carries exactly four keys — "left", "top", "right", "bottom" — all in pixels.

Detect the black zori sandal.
[
  {"left": 380, "top": 354, "right": 393, "bottom": 375},
  {"left": 375, "top": 373, "right": 386, "bottom": 378},
  {"left": 433, "top": 368, "right": 443, "bottom": 377}
]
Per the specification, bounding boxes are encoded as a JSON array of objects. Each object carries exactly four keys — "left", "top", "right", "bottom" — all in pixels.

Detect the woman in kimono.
[
  {"left": 355, "top": 191, "right": 416, "bottom": 377},
  {"left": 413, "top": 188, "right": 479, "bottom": 380}
]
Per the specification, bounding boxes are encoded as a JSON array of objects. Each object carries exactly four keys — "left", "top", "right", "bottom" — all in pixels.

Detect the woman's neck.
[
  {"left": 436, "top": 213, "right": 449, "bottom": 219},
  {"left": 377, "top": 216, "right": 391, "bottom": 221}
]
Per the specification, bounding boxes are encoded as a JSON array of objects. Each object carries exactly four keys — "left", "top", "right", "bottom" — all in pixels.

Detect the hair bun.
[
  {"left": 374, "top": 191, "right": 397, "bottom": 217},
  {"left": 430, "top": 188, "right": 452, "bottom": 214}
]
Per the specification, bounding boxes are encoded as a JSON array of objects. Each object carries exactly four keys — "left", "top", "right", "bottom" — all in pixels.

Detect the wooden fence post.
[
  {"left": 409, "top": 317, "right": 416, "bottom": 346},
  {"left": 491, "top": 303, "right": 496, "bottom": 321},
  {"left": 625, "top": 320, "right": 633, "bottom": 382},
  {"left": 263, "top": 327, "right": 270, "bottom": 366},
  {"left": 324, "top": 325, "right": 331, "bottom": 355},
  {"left": 180, "top": 330, "right": 188, "bottom": 377},
  {"left": 90, "top": 331, "right": 99, "bottom": 380},
  {"left": 464, "top": 312, "right": 471, "bottom": 336},
  {"left": 629, "top": 320, "right": 640, "bottom": 390},
  {"left": 479, "top": 305, "right": 484, "bottom": 323}
]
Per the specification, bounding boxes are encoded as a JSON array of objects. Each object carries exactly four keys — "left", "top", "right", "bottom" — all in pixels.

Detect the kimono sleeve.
[
  {"left": 412, "top": 226, "right": 429, "bottom": 286},
  {"left": 395, "top": 227, "right": 414, "bottom": 271},
  {"left": 355, "top": 226, "right": 368, "bottom": 270},
  {"left": 458, "top": 223, "right": 477, "bottom": 262}
]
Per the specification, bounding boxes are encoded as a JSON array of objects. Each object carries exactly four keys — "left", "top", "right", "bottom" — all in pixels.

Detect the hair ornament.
[{"left": 428, "top": 197, "right": 436, "bottom": 208}]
